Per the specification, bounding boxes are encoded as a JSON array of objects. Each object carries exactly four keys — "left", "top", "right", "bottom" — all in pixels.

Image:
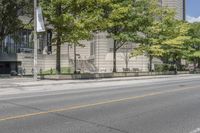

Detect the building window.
[{"left": 0, "top": 30, "right": 33, "bottom": 54}]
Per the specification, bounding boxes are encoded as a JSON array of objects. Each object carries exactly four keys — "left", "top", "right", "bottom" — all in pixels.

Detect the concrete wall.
[
  {"left": 40, "top": 71, "right": 190, "bottom": 80},
  {"left": 93, "top": 32, "right": 151, "bottom": 73},
  {"left": 17, "top": 53, "right": 69, "bottom": 75}
]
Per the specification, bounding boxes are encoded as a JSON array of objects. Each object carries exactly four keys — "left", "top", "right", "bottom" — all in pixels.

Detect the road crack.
[
  {"left": 2, "top": 100, "right": 44, "bottom": 112},
  {"left": 51, "top": 112, "right": 129, "bottom": 133}
]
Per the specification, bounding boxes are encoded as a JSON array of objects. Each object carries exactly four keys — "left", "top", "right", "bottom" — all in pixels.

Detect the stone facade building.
[{"left": 0, "top": 0, "right": 186, "bottom": 75}]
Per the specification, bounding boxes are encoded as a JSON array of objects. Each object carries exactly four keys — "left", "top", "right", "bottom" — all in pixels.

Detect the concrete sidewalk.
[
  {"left": 0, "top": 74, "right": 199, "bottom": 97},
  {"left": 0, "top": 74, "right": 198, "bottom": 88}
]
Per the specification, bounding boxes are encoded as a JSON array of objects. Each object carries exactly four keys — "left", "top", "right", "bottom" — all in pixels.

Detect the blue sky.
[{"left": 186, "top": 0, "right": 200, "bottom": 23}]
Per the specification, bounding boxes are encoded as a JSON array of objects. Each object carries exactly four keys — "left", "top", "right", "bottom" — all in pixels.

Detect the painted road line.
[{"left": 0, "top": 85, "right": 199, "bottom": 122}]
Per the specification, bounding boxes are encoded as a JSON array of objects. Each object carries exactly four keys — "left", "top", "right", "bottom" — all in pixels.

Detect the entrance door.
[{"left": 0, "top": 63, "right": 11, "bottom": 74}]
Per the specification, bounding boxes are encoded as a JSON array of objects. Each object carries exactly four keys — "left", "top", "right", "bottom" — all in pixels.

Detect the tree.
[
  {"left": 131, "top": 2, "right": 173, "bottom": 72},
  {"left": 0, "top": 0, "right": 32, "bottom": 44},
  {"left": 119, "top": 42, "right": 133, "bottom": 71},
  {"left": 187, "top": 22, "right": 200, "bottom": 69},
  {"left": 132, "top": 3, "right": 190, "bottom": 73},
  {"left": 98, "top": 0, "right": 152, "bottom": 72},
  {"left": 161, "top": 19, "right": 190, "bottom": 73},
  {"left": 41, "top": 0, "right": 102, "bottom": 74}
]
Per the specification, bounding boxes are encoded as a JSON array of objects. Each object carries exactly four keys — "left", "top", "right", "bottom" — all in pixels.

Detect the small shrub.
[
  {"left": 154, "top": 64, "right": 171, "bottom": 72},
  {"left": 42, "top": 67, "right": 73, "bottom": 75}
]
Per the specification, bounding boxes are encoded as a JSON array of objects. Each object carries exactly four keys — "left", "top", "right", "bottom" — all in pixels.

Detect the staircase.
[{"left": 69, "top": 59, "right": 97, "bottom": 73}]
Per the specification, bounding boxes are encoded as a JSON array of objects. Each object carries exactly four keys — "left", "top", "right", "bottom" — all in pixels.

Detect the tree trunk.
[
  {"left": 0, "top": 40, "right": 2, "bottom": 53},
  {"left": 67, "top": 44, "right": 70, "bottom": 66},
  {"left": 174, "top": 58, "right": 177, "bottom": 75},
  {"left": 177, "top": 58, "right": 181, "bottom": 70},
  {"left": 193, "top": 59, "right": 197, "bottom": 71},
  {"left": 56, "top": 35, "right": 61, "bottom": 74},
  {"left": 113, "top": 40, "right": 117, "bottom": 73},
  {"left": 149, "top": 55, "right": 153, "bottom": 72},
  {"left": 55, "top": 4, "right": 62, "bottom": 75},
  {"left": 74, "top": 45, "right": 77, "bottom": 74},
  {"left": 197, "top": 58, "right": 200, "bottom": 68},
  {"left": 125, "top": 56, "right": 128, "bottom": 70},
  {"left": 125, "top": 45, "right": 129, "bottom": 69}
]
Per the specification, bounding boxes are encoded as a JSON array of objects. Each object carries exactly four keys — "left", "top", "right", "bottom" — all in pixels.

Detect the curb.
[{"left": 0, "top": 74, "right": 196, "bottom": 88}]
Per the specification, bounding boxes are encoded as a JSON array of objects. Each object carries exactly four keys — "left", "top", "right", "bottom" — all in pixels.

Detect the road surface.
[{"left": 0, "top": 75, "right": 200, "bottom": 133}]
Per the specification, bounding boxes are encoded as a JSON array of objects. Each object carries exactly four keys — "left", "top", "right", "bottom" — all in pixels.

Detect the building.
[
  {"left": 0, "top": 0, "right": 186, "bottom": 75},
  {"left": 84, "top": 0, "right": 186, "bottom": 73},
  {"left": 161, "top": 0, "right": 186, "bottom": 20},
  {"left": 0, "top": 30, "right": 55, "bottom": 75}
]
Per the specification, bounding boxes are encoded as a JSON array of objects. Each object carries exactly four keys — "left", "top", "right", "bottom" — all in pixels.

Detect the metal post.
[{"left": 33, "top": 0, "right": 38, "bottom": 80}]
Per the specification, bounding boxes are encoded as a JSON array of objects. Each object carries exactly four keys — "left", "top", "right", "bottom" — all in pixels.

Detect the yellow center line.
[{"left": 0, "top": 86, "right": 198, "bottom": 122}]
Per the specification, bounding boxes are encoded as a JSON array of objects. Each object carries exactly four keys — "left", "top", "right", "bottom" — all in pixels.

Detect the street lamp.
[
  {"left": 33, "top": 0, "right": 45, "bottom": 80},
  {"left": 33, "top": 0, "right": 38, "bottom": 80}
]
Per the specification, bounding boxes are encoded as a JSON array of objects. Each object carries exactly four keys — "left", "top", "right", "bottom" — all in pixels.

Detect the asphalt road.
[{"left": 0, "top": 75, "right": 200, "bottom": 133}]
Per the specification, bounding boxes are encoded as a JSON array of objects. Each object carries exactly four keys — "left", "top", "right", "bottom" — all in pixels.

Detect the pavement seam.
[
  {"left": 51, "top": 112, "right": 129, "bottom": 133},
  {"left": 2, "top": 100, "right": 45, "bottom": 112}
]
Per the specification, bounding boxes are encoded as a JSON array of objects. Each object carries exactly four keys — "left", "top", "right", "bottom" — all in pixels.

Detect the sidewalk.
[
  {"left": 0, "top": 74, "right": 197, "bottom": 88},
  {"left": 0, "top": 74, "right": 199, "bottom": 97}
]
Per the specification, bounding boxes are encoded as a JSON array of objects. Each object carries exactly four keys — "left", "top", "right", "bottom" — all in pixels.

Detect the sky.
[{"left": 186, "top": 0, "right": 200, "bottom": 23}]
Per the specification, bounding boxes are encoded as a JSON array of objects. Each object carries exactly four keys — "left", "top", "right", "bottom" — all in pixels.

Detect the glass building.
[
  {"left": 0, "top": 29, "right": 52, "bottom": 74},
  {"left": 0, "top": 30, "right": 32, "bottom": 54}
]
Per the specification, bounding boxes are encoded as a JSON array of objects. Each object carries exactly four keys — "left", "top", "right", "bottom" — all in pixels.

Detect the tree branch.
[{"left": 116, "top": 41, "right": 127, "bottom": 50}]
